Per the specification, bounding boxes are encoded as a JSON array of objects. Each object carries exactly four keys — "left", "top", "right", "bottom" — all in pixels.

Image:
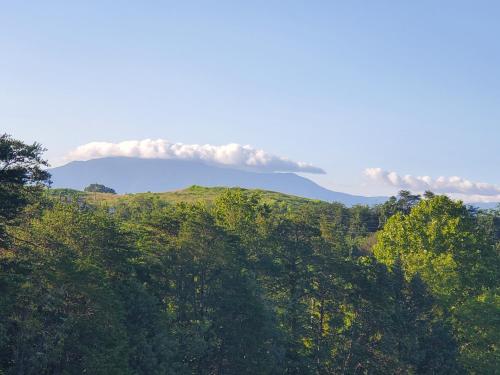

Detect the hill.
[
  {"left": 48, "top": 185, "right": 332, "bottom": 212},
  {"left": 49, "top": 157, "right": 386, "bottom": 206}
]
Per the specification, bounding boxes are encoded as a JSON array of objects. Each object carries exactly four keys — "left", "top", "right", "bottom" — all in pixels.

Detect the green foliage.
[
  {"left": 84, "top": 183, "right": 116, "bottom": 194},
  {"left": 0, "top": 134, "right": 51, "bottom": 242},
  {"left": 1, "top": 138, "right": 497, "bottom": 374},
  {"left": 1, "top": 188, "right": 469, "bottom": 374},
  {"left": 454, "top": 289, "right": 500, "bottom": 374},
  {"left": 374, "top": 195, "right": 499, "bottom": 372},
  {"left": 376, "top": 190, "right": 422, "bottom": 228}
]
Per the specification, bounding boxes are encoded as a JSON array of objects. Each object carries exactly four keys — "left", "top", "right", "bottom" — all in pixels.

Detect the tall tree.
[
  {"left": 374, "top": 195, "right": 499, "bottom": 371},
  {"left": 0, "top": 134, "right": 51, "bottom": 242}
]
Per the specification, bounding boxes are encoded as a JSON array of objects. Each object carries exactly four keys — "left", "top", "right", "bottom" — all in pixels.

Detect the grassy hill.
[
  {"left": 49, "top": 157, "right": 386, "bottom": 206},
  {"left": 47, "top": 185, "right": 330, "bottom": 210}
]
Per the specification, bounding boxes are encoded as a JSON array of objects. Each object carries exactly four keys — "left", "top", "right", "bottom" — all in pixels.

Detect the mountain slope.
[
  {"left": 48, "top": 186, "right": 330, "bottom": 212},
  {"left": 49, "top": 157, "right": 385, "bottom": 206}
]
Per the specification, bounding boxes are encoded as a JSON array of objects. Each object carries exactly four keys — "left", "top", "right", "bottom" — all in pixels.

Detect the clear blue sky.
[{"left": 2, "top": 1, "right": 499, "bottom": 196}]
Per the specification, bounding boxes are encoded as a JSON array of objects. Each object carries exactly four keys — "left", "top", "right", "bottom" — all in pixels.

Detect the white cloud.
[
  {"left": 64, "top": 139, "right": 325, "bottom": 174},
  {"left": 364, "top": 167, "right": 500, "bottom": 203}
]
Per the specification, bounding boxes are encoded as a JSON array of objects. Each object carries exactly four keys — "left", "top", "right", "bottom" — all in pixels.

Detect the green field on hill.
[{"left": 48, "top": 185, "right": 327, "bottom": 209}]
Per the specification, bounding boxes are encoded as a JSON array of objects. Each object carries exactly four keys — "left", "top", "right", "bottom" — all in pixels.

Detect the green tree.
[
  {"left": 1, "top": 204, "right": 132, "bottom": 374},
  {"left": 0, "top": 134, "right": 51, "bottom": 242},
  {"left": 377, "top": 190, "right": 421, "bottom": 228},
  {"left": 374, "top": 195, "right": 499, "bottom": 371},
  {"left": 84, "top": 183, "right": 116, "bottom": 194}
]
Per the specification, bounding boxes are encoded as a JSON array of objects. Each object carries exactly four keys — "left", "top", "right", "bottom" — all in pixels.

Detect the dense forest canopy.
[{"left": 0, "top": 135, "right": 498, "bottom": 374}]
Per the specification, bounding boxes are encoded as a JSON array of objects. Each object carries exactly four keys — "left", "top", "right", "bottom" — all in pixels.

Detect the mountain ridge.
[
  {"left": 49, "top": 157, "right": 386, "bottom": 206},
  {"left": 49, "top": 157, "right": 499, "bottom": 209}
]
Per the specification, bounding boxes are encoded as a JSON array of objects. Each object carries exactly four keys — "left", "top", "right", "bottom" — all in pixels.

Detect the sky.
[{"left": 2, "top": 1, "right": 499, "bottom": 201}]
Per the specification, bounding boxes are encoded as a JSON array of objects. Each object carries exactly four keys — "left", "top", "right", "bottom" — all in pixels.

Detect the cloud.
[
  {"left": 364, "top": 167, "right": 500, "bottom": 202},
  {"left": 64, "top": 139, "right": 325, "bottom": 174}
]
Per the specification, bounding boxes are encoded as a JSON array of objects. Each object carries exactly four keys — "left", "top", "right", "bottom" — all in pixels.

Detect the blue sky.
[{"left": 2, "top": 1, "right": 499, "bottom": 198}]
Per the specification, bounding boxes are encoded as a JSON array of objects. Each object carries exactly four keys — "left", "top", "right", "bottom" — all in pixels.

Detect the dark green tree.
[
  {"left": 0, "top": 134, "right": 51, "bottom": 242},
  {"left": 84, "top": 183, "right": 116, "bottom": 194}
]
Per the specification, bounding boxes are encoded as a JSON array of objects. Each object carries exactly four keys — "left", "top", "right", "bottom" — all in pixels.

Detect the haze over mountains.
[{"left": 49, "top": 157, "right": 386, "bottom": 206}]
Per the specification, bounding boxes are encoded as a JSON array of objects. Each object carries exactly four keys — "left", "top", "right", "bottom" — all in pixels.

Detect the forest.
[{"left": 0, "top": 134, "right": 499, "bottom": 374}]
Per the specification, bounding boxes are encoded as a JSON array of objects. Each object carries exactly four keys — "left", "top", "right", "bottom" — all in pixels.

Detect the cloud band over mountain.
[
  {"left": 365, "top": 167, "right": 500, "bottom": 202},
  {"left": 64, "top": 139, "right": 325, "bottom": 174}
]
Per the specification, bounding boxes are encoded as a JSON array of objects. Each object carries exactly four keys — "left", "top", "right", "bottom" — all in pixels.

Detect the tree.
[
  {"left": 423, "top": 190, "right": 435, "bottom": 199},
  {"left": 0, "top": 134, "right": 51, "bottom": 241},
  {"left": 84, "top": 183, "right": 116, "bottom": 194},
  {"left": 1, "top": 204, "right": 133, "bottom": 374},
  {"left": 374, "top": 195, "right": 499, "bottom": 371},
  {"left": 376, "top": 190, "right": 421, "bottom": 228},
  {"left": 374, "top": 195, "right": 497, "bottom": 301}
]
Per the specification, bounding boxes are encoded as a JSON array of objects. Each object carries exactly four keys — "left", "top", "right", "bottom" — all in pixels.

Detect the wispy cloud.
[
  {"left": 63, "top": 139, "right": 325, "bottom": 174},
  {"left": 364, "top": 167, "right": 500, "bottom": 202}
]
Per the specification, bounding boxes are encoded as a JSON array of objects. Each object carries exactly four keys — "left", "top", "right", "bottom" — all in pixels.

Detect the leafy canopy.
[{"left": 0, "top": 134, "right": 51, "bottom": 241}]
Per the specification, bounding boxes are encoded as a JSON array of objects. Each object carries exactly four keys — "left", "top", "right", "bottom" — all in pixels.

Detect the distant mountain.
[
  {"left": 49, "top": 157, "right": 386, "bottom": 206},
  {"left": 468, "top": 202, "right": 499, "bottom": 210}
]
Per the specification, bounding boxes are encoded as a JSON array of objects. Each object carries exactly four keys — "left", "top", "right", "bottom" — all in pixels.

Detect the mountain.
[
  {"left": 469, "top": 202, "right": 500, "bottom": 210},
  {"left": 49, "top": 157, "right": 386, "bottom": 206}
]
